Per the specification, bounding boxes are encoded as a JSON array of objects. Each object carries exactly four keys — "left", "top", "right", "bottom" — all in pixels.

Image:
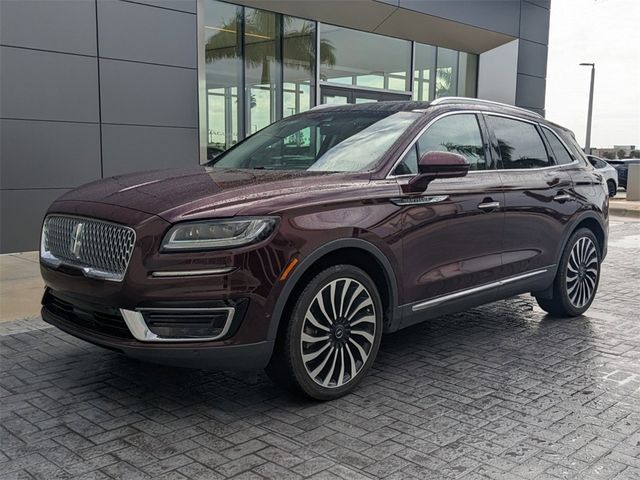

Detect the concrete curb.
[{"left": 609, "top": 205, "right": 640, "bottom": 218}]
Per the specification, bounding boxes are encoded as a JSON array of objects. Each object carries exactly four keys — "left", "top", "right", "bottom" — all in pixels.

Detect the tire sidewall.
[
  {"left": 286, "top": 265, "right": 383, "bottom": 400},
  {"left": 556, "top": 228, "right": 601, "bottom": 316}
]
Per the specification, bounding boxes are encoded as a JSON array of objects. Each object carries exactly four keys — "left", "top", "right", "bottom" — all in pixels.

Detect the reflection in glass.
[
  {"left": 486, "top": 116, "right": 550, "bottom": 169},
  {"left": 244, "top": 8, "right": 277, "bottom": 134},
  {"left": 283, "top": 17, "right": 315, "bottom": 117},
  {"left": 436, "top": 47, "right": 458, "bottom": 98},
  {"left": 211, "top": 111, "right": 420, "bottom": 172},
  {"left": 413, "top": 43, "right": 436, "bottom": 101},
  {"left": 204, "top": 0, "right": 242, "bottom": 156},
  {"left": 320, "top": 25, "right": 410, "bottom": 92},
  {"left": 457, "top": 52, "right": 478, "bottom": 97}
]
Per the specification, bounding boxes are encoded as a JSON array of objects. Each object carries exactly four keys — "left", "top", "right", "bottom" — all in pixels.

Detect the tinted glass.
[
  {"left": 413, "top": 43, "right": 436, "bottom": 101},
  {"left": 245, "top": 8, "right": 277, "bottom": 134},
  {"left": 283, "top": 17, "right": 315, "bottom": 118},
  {"left": 435, "top": 47, "right": 458, "bottom": 98},
  {"left": 211, "top": 111, "right": 419, "bottom": 172},
  {"left": 542, "top": 128, "right": 574, "bottom": 165},
  {"left": 204, "top": 0, "right": 242, "bottom": 155},
  {"left": 320, "top": 25, "right": 411, "bottom": 92},
  {"left": 394, "top": 114, "right": 486, "bottom": 174},
  {"left": 486, "top": 116, "right": 550, "bottom": 169}
]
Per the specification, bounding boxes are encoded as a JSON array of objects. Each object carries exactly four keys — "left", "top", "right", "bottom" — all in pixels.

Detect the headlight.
[{"left": 161, "top": 217, "right": 278, "bottom": 251}]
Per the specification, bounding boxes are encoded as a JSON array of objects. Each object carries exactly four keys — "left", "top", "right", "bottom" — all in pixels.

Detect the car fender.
[{"left": 266, "top": 237, "right": 400, "bottom": 342}]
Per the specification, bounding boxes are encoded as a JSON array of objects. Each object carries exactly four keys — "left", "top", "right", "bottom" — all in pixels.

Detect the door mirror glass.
[{"left": 404, "top": 151, "right": 469, "bottom": 193}]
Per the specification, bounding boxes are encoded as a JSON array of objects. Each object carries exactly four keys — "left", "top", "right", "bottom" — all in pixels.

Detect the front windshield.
[{"left": 209, "top": 110, "right": 420, "bottom": 172}]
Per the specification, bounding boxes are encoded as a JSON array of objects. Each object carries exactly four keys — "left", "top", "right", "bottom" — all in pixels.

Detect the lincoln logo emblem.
[{"left": 70, "top": 223, "right": 84, "bottom": 259}]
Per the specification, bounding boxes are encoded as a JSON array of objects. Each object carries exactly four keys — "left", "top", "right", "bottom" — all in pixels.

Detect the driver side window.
[{"left": 393, "top": 114, "right": 487, "bottom": 175}]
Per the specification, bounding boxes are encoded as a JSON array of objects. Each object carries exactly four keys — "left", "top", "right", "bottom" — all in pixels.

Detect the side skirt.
[{"left": 391, "top": 266, "right": 557, "bottom": 331}]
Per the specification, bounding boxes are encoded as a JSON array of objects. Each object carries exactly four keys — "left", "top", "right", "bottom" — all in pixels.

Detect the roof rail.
[{"left": 430, "top": 96, "right": 543, "bottom": 118}]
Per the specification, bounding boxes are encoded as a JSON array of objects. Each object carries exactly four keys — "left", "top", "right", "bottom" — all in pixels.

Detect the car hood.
[{"left": 56, "top": 167, "right": 376, "bottom": 223}]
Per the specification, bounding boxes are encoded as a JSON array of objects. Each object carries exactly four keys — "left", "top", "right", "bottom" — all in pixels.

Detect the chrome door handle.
[
  {"left": 554, "top": 193, "right": 572, "bottom": 201},
  {"left": 478, "top": 201, "right": 500, "bottom": 211}
]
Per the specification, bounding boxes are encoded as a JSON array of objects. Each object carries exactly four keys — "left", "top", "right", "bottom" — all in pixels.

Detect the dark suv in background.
[{"left": 40, "top": 98, "right": 608, "bottom": 400}]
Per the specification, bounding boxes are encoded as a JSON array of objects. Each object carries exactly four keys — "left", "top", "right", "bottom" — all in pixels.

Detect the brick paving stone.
[{"left": 0, "top": 219, "right": 639, "bottom": 479}]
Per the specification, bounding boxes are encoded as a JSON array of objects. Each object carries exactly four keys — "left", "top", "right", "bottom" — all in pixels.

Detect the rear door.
[
  {"left": 393, "top": 112, "right": 505, "bottom": 322},
  {"left": 485, "top": 114, "right": 580, "bottom": 277}
]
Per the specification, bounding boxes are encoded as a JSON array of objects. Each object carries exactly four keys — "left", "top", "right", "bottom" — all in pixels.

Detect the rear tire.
[
  {"left": 607, "top": 180, "right": 617, "bottom": 197},
  {"left": 535, "top": 228, "right": 600, "bottom": 317},
  {"left": 266, "top": 265, "right": 383, "bottom": 400}
]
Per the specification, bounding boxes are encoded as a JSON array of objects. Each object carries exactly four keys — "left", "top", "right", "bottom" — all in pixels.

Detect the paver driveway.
[{"left": 1, "top": 218, "right": 639, "bottom": 480}]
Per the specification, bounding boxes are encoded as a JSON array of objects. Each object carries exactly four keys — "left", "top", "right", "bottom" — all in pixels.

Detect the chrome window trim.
[
  {"left": 120, "top": 307, "right": 235, "bottom": 342},
  {"left": 409, "top": 267, "right": 551, "bottom": 312},
  {"left": 40, "top": 214, "right": 136, "bottom": 283},
  {"left": 386, "top": 110, "right": 579, "bottom": 180}
]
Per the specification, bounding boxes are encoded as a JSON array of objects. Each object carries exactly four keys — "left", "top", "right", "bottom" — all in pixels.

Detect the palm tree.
[{"left": 205, "top": 10, "right": 336, "bottom": 85}]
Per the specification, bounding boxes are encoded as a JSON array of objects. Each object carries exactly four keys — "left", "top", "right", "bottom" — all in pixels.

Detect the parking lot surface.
[{"left": 1, "top": 218, "right": 639, "bottom": 480}]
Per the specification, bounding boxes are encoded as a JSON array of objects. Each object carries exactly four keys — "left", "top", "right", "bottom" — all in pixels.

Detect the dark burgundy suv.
[{"left": 40, "top": 98, "right": 608, "bottom": 400}]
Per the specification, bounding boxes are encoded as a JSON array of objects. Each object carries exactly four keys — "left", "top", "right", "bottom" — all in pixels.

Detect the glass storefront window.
[
  {"left": 413, "top": 43, "right": 436, "bottom": 101},
  {"left": 320, "top": 25, "right": 410, "bottom": 92},
  {"left": 244, "top": 8, "right": 277, "bottom": 135},
  {"left": 203, "top": 0, "right": 242, "bottom": 157},
  {"left": 283, "top": 16, "right": 315, "bottom": 117},
  {"left": 457, "top": 52, "right": 478, "bottom": 98},
  {"left": 435, "top": 47, "right": 458, "bottom": 98}
]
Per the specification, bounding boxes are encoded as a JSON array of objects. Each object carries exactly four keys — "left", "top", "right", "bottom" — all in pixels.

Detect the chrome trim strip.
[
  {"left": 150, "top": 267, "right": 236, "bottom": 278},
  {"left": 120, "top": 307, "right": 235, "bottom": 342},
  {"left": 410, "top": 268, "right": 551, "bottom": 312},
  {"left": 390, "top": 195, "right": 449, "bottom": 206}
]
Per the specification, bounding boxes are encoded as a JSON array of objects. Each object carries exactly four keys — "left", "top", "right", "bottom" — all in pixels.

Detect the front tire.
[
  {"left": 266, "top": 265, "right": 383, "bottom": 400},
  {"left": 535, "top": 228, "right": 601, "bottom": 317},
  {"left": 607, "top": 180, "right": 617, "bottom": 197}
]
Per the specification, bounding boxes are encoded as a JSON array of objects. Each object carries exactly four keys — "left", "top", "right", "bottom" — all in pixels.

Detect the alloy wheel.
[
  {"left": 300, "top": 278, "right": 376, "bottom": 389},
  {"left": 566, "top": 236, "right": 599, "bottom": 308}
]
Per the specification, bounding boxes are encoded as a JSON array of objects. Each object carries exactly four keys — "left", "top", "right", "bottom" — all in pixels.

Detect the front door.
[
  {"left": 393, "top": 112, "right": 505, "bottom": 326},
  {"left": 320, "top": 85, "right": 411, "bottom": 105}
]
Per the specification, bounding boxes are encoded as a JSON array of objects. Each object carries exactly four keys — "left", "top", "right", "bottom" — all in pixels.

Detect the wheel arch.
[{"left": 267, "top": 239, "right": 400, "bottom": 343}]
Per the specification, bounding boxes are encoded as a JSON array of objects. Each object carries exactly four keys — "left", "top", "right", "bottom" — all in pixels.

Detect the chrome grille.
[{"left": 41, "top": 215, "right": 136, "bottom": 282}]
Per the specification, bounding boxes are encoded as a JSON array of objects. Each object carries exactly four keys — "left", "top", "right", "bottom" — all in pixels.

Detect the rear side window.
[
  {"left": 542, "top": 127, "right": 574, "bottom": 165},
  {"left": 486, "top": 115, "right": 550, "bottom": 169}
]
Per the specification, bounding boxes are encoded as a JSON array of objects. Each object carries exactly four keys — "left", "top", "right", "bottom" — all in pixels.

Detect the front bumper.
[{"left": 41, "top": 289, "right": 274, "bottom": 370}]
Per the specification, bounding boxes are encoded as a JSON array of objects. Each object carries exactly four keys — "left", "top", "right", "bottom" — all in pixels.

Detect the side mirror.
[{"left": 403, "top": 151, "right": 470, "bottom": 193}]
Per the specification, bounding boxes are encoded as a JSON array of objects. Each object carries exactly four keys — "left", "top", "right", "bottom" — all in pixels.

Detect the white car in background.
[{"left": 587, "top": 155, "right": 618, "bottom": 197}]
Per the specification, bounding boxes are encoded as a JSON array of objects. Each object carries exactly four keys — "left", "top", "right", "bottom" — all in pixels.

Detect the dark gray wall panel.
[
  {"left": 0, "top": 47, "right": 99, "bottom": 122},
  {"left": 126, "top": 0, "right": 197, "bottom": 14},
  {"left": 0, "top": 0, "right": 97, "bottom": 56},
  {"left": 98, "top": 0, "right": 196, "bottom": 68},
  {"left": 0, "top": 120, "right": 101, "bottom": 190},
  {"left": 398, "top": 0, "right": 520, "bottom": 37},
  {"left": 523, "top": 0, "right": 550, "bottom": 9},
  {"left": 520, "top": 1, "right": 550, "bottom": 44},
  {"left": 0, "top": 189, "right": 69, "bottom": 253},
  {"left": 101, "top": 125, "right": 198, "bottom": 177},
  {"left": 99, "top": 59, "right": 197, "bottom": 127},
  {"left": 515, "top": 73, "right": 546, "bottom": 109},
  {"left": 517, "top": 39, "right": 548, "bottom": 78}
]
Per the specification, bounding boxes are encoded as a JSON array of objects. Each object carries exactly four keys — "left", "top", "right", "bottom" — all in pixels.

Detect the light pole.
[{"left": 579, "top": 62, "right": 595, "bottom": 154}]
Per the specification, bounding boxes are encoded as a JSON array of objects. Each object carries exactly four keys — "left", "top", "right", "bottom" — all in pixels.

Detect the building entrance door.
[{"left": 320, "top": 85, "right": 411, "bottom": 105}]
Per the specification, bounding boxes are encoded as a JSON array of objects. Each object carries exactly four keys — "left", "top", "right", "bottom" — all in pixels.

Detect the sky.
[{"left": 545, "top": 0, "right": 640, "bottom": 149}]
